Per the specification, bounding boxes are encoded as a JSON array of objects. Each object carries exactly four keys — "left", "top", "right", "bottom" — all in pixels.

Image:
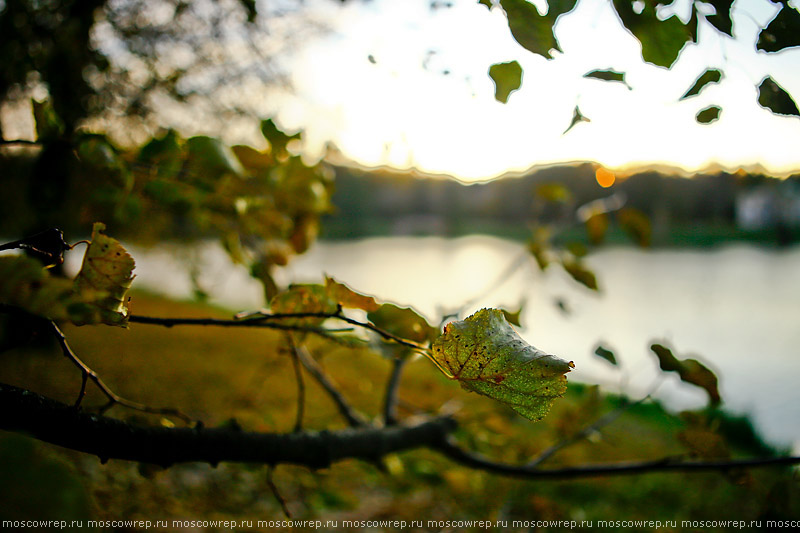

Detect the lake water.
[{"left": 94, "top": 236, "right": 800, "bottom": 451}]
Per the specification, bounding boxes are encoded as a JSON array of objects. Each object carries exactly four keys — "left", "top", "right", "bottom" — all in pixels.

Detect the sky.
[{"left": 271, "top": 0, "right": 800, "bottom": 182}]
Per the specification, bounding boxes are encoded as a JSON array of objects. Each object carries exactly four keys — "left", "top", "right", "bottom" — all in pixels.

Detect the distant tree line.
[{"left": 324, "top": 165, "right": 800, "bottom": 246}]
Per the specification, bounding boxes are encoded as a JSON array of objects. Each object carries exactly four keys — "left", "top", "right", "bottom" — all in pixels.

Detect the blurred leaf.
[
  {"left": 72, "top": 222, "right": 136, "bottom": 327},
  {"left": 680, "top": 69, "right": 723, "bottom": 99},
  {"left": 431, "top": 308, "right": 573, "bottom": 421},
  {"left": 489, "top": 60, "right": 523, "bottom": 103},
  {"left": 757, "top": 76, "right": 800, "bottom": 117},
  {"left": 269, "top": 284, "right": 337, "bottom": 326},
  {"left": 536, "top": 182, "right": 572, "bottom": 204},
  {"left": 500, "top": 0, "right": 578, "bottom": 58},
  {"left": 678, "top": 411, "right": 731, "bottom": 459},
  {"left": 368, "top": 303, "right": 438, "bottom": 344},
  {"left": 617, "top": 207, "right": 652, "bottom": 247},
  {"left": 527, "top": 227, "right": 552, "bottom": 271},
  {"left": 696, "top": 106, "right": 721, "bottom": 124},
  {"left": 566, "top": 241, "right": 588, "bottom": 258},
  {"left": 705, "top": 0, "right": 734, "bottom": 36},
  {"left": 563, "top": 105, "right": 590, "bottom": 134},
  {"left": 594, "top": 344, "right": 617, "bottom": 366},
  {"left": 238, "top": 0, "right": 257, "bottom": 22},
  {"left": 76, "top": 134, "right": 133, "bottom": 193},
  {"left": 261, "top": 118, "right": 301, "bottom": 158},
  {"left": 325, "top": 276, "right": 380, "bottom": 312},
  {"left": 232, "top": 145, "right": 275, "bottom": 174},
  {"left": 560, "top": 257, "right": 598, "bottom": 291},
  {"left": 757, "top": 2, "right": 800, "bottom": 52},
  {"left": 32, "top": 99, "right": 65, "bottom": 141},
  {"left": 186, "top": 136, "right": 245, "bottom": 179},
  {"left": 137, "top": 130, "right": 185, "bottom": 180},
  {"left": 584, "top": 212, "right": 609, "bottom": 245},
  {"left": 584, "top": 69, "right": 630, "bottom": 88},
  {"left": 650, "top": 343, "right": 721, "bottom": 406},
  {"left": 0, "top": 255, "right": 92, "bottom": 322},
  {"left": 501, "top": 304, "right": 523, "bottom": 327},
  {"left": 478, "top": 0, "right": 493, "bottom": 8},
  {"left": 612, "top": 0, "right": 696, "bottom": 67}
]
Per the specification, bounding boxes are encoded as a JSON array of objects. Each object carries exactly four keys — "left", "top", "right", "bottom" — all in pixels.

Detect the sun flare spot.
[{"left": 595, "top": 167, "right": 616, "bottom": 188}]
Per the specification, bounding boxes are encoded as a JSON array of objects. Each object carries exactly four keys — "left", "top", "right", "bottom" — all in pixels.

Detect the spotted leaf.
[
  {"left": 431, "top": 309, "right": 573, "bottom": 421},
  {"left": 72, "top": 223, "right": 135, "bottom": 327}
]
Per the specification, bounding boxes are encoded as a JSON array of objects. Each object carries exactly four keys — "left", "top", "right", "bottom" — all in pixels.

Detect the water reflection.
[{"left": 81, "top": 236, "right": 800, "bottom": 449}]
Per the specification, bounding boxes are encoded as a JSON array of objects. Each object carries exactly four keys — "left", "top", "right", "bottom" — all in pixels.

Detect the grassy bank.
[{"left": 1, "top": 292, "right": 798, "bottom": 530}]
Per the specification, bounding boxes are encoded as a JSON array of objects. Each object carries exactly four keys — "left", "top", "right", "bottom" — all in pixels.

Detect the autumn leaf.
[
  {"left": 367, "top": 303, "right": 438, "bottom": 345},
  {"left": 650, "top": 343, "right": 721, "bottom": 406},
  {"left": 72, "top": 223, "right": 136, "bottom": 327},
  {"left": 431, "top": 309, "right": 573, "bottom": 421},
  {"left": 325, "top": 276, "right": 379, "bottom": 312}
]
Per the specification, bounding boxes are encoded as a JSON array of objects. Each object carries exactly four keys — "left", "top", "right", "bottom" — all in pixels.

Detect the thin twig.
[
  {"left": 292, "top": 342, "right": 369, "bottom": 428},
  {"left": 451, "top": 251, "right": 530, "bottom": 319},
  {"left": 528, "top": 391, "right": 656, "bottom": 468},
  {"left": 286, "top": 335, "right": 305, "bottom": 433},
  {"left": 383, "top": 357, "right": 408, "bottom": 426},
  {"left": 435, "top": 435, "right": 800, "bottom": 479},
  {"left": 49, "top": 321, "right": 192, "bottom": 423},
  {"left": 266, "top": 466, "right": 292, "bottom": 518},
  {"left": 236, "top": 308, "right": 429, "bottom": 352}
]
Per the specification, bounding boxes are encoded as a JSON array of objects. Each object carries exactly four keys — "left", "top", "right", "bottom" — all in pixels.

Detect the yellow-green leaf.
[
  {"left": 368, "top": 303, "right": 438, "bottom": 345},
  {"left": 431, "top": 309, "right": 573, "bottom": 421},
  {"left": 72, "top": 223, "right": 136, "bottom": 327},
  {"left": 489, "top": 60, "right": 523, "bottom": 103}
]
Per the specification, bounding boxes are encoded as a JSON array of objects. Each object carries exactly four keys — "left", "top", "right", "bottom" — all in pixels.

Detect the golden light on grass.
[{"left": 595, "top": 167, "right": 616, "bottom": 188}]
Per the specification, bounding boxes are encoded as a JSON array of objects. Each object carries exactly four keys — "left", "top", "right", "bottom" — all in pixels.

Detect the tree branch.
[
  {"left": 291, "top": 341, "right": 368, "bottom": 428},
  {"left": 3, "top": 383, "right": 799, "bottom": 478},
  {"left": 0, "top": 383, "right": 455, "bottom": 468},
  {"left": 48, "top": 321, "right": 192, "bottom": 423},
  {"left": 435, "top": 436, "right": 800, "bottom": 479},
  {"left": 383, "top": 357, "right": 407, "bottom": 425}
]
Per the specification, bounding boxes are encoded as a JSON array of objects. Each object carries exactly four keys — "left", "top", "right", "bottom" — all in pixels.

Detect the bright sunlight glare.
[{"left": 276, "top": 0, "right": 800, "bottom": 182}]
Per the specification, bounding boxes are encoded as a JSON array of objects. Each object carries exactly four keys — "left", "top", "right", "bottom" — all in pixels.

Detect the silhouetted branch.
[
  {"left": 0, "top": 383, "right": 455, "bottom": 468},
  {"left": 3, "top": 384, "right": 799, "bottom": 478}
]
